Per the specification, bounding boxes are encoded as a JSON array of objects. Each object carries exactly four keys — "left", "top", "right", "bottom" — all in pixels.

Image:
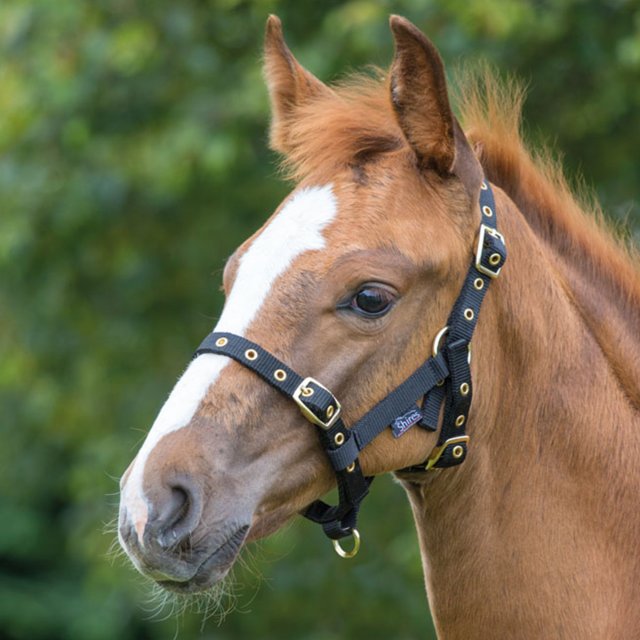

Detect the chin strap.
[{"left": 194, "top": 179, "right": 506, "bottom": 557}]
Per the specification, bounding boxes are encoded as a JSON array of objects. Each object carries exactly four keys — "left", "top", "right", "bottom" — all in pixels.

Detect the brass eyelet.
[
  {"left": 301, "top": 386, "right": 314, "bottom": 397},
  {"left": 326, "top": 405, "right": 335, "bottom": 419},
  {"left": 215, "top": 337, "right": 228, "bottom": 347},
  {"left": 436, "top": 379, "right": 445, "bottom": 387},
  {"left": 346, "top": 462, "right": 356, "bottom": 473},
  {"left": 473, "top": 278, "right": 484, "bottom": 291},
  {"left": 334, "top": 432, "right": 345, "bottom": 446},
  {"left": 489, "top": 253, "right": 501, "bottom": 266},
  {"left": 244, "top": 349, "right": 258, "bottom": 361},
  {"left": 452, "top": 445, "right": 465, "bottom": 459},
  {"left": 274, "top": 369, "right": 287, "bottom": 382},
  {"left": 464, "top": 308, "right": 475, "bottom": 321},
  {"left": 482, "top": 205, "right": 493, "bottom": 217},
  {"left": 481, "top": 181, "right": 489, "bottom": 191},
  {"left": 460, "top": 382, "right": 470, "bottom": 396},
  {"left": 455, "top": 415, "right": 466, "bottom": 427}
]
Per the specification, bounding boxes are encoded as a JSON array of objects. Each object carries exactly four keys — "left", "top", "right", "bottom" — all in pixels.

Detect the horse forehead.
[{"left": 246, "top": 184, "right": 339, "bottom": 258}]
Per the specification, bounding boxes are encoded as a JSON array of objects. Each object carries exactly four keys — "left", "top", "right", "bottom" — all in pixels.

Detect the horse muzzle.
[{"left": 118, "top": 472, "right": 250, "bottom": 592}]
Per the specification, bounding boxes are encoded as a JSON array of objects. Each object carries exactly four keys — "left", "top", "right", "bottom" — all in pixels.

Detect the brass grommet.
[
  {"left": 215, "top": 337, "right": 228, "bottom": 347},
  {"left": 460, "top": 382, "right": 470, "bottom": 396},
  {"left": 244, "top": 349, "right": 258, "bottom": 361},
  {"left": 482, "top": 205, "right": 493, "bottom": 217},
  {"left": 274, "top": 369, "right": 287, "bottom": 382},
  {"left": 346, "top": 462, "right": 356, "bottom": 473},
  {"left": 334, "top": 432, "right": 345, "bottom": 446},
  {"left": 473, "top": 278, "right": 484, "bottom": 291},
  {"left": 436, "top": 379, "right": 445, "bottom": 387},
  {"left": 481, "top": 181, "right": 489, "bottom": 191},
  {"left": 326, "top": 405, "right": 335, "bottom": 419},
  {"left": 464, "top": 308, "right": 475, "bottom": 321},
  {"left": 452, "top": 445, "right": 464, "bottom": 459},
  {"left": 455, "top": 415, "right": 466, "bottom": 427},
  {"left": 489, "top": 253, "right": 501, "bottom": 266},
  {"left": 301, "top": 386, "right": 314, "bottom": 397}
]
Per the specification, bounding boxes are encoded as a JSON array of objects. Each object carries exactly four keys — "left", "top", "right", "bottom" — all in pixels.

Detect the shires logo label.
[{"left": 391, "top": 407, "right": 422, "bottom": 438}]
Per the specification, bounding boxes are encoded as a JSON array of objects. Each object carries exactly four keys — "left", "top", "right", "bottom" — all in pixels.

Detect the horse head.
[{"left": 118, "top": 15, "right": 487, "bottom": 593}]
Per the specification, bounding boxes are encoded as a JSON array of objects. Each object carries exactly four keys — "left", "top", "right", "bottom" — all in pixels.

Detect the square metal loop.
[
  {"left": 475, "top": 224, "right": 506, "bottom": 279},
  {"left": 293, "top": 376, "right": 342, "bottom": 430}
]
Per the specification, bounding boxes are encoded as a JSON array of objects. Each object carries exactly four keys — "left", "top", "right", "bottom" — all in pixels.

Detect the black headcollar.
[{"left": 195, "top": 180, "right": 506, "bottom": 558}]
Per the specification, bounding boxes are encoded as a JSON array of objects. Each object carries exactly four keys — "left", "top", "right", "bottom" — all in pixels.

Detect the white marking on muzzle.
[{"left": 120, "top": 185, "right": 337, "bottom": 544}]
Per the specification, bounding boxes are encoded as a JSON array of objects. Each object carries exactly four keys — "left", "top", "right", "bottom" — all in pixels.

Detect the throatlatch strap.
[{"left": 193, "top": 179, "right": 506, "bottom": 541}]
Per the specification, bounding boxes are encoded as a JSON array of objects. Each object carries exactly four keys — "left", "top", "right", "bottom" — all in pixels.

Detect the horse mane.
[{"left": 278, "top": 65, "right": 640, "bottom": 312}]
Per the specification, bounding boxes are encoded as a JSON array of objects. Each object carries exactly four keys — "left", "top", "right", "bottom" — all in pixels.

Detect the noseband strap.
[{"left": 194, "top": 180, "right": 506, "bottom": 550}]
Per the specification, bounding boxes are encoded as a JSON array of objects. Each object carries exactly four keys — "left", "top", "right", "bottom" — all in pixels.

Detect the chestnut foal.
[{"left": 119, "top": 15, "right": 640, "bottom": 638}]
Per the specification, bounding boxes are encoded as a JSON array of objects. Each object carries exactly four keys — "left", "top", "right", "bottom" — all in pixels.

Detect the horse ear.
[
  {"left": 264, "top": 15, "right": 331, "bottom": 154},
  {"left": 389, "top": 16, "right": 458, "bottom": 175}
]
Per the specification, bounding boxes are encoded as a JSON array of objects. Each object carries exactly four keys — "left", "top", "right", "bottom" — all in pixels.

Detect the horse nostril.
[{"left": 148, "top": 479, "right": 203, "bottom": 551}]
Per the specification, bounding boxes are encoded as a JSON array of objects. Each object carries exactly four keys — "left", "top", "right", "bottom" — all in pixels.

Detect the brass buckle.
[
  {"left": 475, "top": 224, "right": 505, "bottom": 279},
  {"left": 425, "top": 436, "right": 469, "bottom": 470},
  {"left": 293, "top": 377, "right": 342, "bottom": 430}
]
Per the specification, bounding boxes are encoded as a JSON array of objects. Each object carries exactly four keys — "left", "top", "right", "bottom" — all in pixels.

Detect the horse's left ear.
[
  {"left": 264, "top": 15, "right": 331, "bottom": 154},
  {"left": 389, "top": 16, "right": 482, "bottom": 192}
]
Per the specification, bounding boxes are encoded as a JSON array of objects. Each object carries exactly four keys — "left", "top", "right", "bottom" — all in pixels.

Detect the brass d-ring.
[
  {"left": 332, "top": 529, "right": 361, "bottom": 559},
  {"left": 432, "top": 326, "right": 449, "bottom": 357}
]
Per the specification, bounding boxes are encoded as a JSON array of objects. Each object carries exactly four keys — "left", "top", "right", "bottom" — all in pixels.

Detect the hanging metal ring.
[{"left": 332, "top": 529, "right": 361, "bottom": 559}]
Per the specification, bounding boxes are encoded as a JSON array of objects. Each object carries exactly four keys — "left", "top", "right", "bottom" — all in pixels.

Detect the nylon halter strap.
[{"left": 194, "top": 179, "right": 506, "bottom": 558}]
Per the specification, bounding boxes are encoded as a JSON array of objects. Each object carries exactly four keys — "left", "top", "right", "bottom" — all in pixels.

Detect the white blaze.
[{"left": 121, "top": 185, "right": 337, "bottom": 541}]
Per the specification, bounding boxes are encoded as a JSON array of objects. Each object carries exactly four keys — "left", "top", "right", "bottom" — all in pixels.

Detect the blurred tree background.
[{"left": 1, "top": 0, "right": 638, "bottom": 638}]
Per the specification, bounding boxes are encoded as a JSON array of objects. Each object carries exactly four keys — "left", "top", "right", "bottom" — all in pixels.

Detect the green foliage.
[{"left": 1, "top": 0, "right": 638, "bottom": 638}]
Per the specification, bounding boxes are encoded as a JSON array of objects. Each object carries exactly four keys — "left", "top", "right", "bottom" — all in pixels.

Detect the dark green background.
[{"left": 1, "top": 0, "right": 638, "bottom": 638}]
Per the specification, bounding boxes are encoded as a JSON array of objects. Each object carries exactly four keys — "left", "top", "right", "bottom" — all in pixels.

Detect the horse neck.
[{"left": 401, "top": 189, "right": 640, "bottom": 638}]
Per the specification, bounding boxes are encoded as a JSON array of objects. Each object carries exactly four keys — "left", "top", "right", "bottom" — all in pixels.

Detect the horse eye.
[{"left": 350, "top": 286, "right": 395, "bottom": 318}]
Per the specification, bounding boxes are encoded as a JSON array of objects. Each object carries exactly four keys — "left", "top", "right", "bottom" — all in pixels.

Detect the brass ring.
[
  {"left": 332, "top": 529, "right": 361, "bottom": 559},
  {"left": 452, "top": 445, "right": 465, "bottom": 459},
  {"left": 455, "top": 415, "right": 466, "bottom": 427},
  {"left": 460, "top": 382, "right": 470, "bottom": 396},
  {"left": 481, "top": 181, "right": 489, "bottom": 191},
  {"left": 346, "top": 462, "right": 356, "bottom": 473},
  {"left": 244, "top": 349, "right": 258, "bottom": 361},
  {"left": 482, "top": 205, "right": 493, "bottom": 217},
  {"left": 334, "top": 432, "right": 345, "bottom": 446},
  {"left": 215, "top": 337, "right": 228, "bottom": 347},
  {"left": 274, "top": 369, "right": 287, "bottom": 381},
  {"left": 464, "top": 308, "right": 475, "bottom": 321},
  {"left": 473, "top": 278, "right": 484, "bottom": 290},
  {"left": 301, "top": 386, "right": 314, "bottom": 397},
  {"left": 326, "top": 405, "right": 335, "bottom": 419},
  {"left": 489, "top": 253, "right": 501, "bottom": 266}
]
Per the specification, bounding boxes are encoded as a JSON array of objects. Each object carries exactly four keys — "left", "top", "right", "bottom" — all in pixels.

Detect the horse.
[{"left": 118, "top": 14, "right": 640, "bottom": 638}]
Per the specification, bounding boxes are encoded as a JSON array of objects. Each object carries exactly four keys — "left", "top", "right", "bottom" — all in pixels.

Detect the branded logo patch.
[{"left": 391, "top": 407, "right": 423, "bottom": 438}]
